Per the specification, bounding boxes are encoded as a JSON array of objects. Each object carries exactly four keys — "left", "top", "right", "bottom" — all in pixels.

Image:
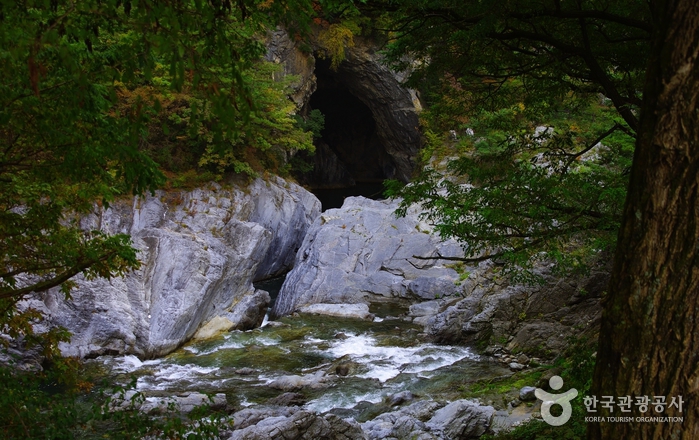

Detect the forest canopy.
[
  {"left": 376, "top": 0, "right": 648, "bottom": 278},
  {"left": 0, "top": 0, "right": 323, "bottom": 338}
]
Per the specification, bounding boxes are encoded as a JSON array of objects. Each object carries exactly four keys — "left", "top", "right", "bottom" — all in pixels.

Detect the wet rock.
[
  {"left": 360, "top": 401, "right": 442, "bottom": 439},
  {"left": 509, "top": 362, "right": 526, "bottom": 371},
  {"left": 227, "top": 410, "right": 365, "bottom": 440},
  {"left": 517, "top": 353, "right": 530, "bottom": 365},
  {"left": 192, "top": 316, "right": 236, "bottom": 341},
  {"left": 232, "top": 407, "right": 300, "bottom": 430},
  {"left": 137, "top": 392, "right": 227, "bottom": 415},
  {"left": 520, "top": 386, "right": 538, "bottom": 402},
  {"left": 266, "top": 393, "right": 307, "bottom": 407},
  {"left": 336, "top": 364, "right": 351, "bottom": 376},
  {"left": 425, "top": 400, "right": 495, "bottom": 439},
  {"left": 388, "top": 391, "right": 415, "bottom": 407},
  {"left": 297, "top": 303, "right": 375, "bottom": 320},
  {"left": 484, "top": 345, "right": 501, "bottom": 356},
  {"left": 228, "top": 289, "right": 272, "bottom": 331},
  {"left": 268, "top": 371, "right": 328, "bottom": 391},
  {"left": 409, "top": 300, "right": 445, "bottom": 326},
  {"left": 194, "top": 290, "right": 271, "bottom": 340}
]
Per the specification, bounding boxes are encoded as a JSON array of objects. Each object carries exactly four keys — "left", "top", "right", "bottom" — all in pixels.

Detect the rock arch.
[{"left": 266, "top": 31, "right": 422, "bottom": 186}]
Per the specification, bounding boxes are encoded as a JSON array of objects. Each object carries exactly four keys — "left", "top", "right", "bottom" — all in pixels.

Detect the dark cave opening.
[{"left": 305, "top": 58, "right": 397, "bottom": 193}]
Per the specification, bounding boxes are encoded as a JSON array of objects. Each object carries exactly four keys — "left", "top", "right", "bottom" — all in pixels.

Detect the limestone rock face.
[
  {"left": 268, "top": 194, "right": 605, "bottom": 360},
  {"left": 41, "top": 177, "right": 320, "bottom": 358},
  {"left": 270, "top": 196, "right": 468, "bottom": 319}
]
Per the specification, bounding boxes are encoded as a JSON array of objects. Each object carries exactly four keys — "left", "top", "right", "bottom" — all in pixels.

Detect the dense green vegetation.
[
  {"left": 378, "top": 0, "right": 647, "bottom": 279},
  {"left": 0, "top": 0, "right": 322, "bottom": 348},
  {"left": 2, "top": 0, "right": 697, "bottom": 438},
  {"left": 0, "top": 0, "right": 329, "bottom": 437}
]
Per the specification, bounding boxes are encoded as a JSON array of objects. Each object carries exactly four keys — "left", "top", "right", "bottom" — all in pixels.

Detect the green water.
[{"left": 93, "top": 303, "right": 511, "bottom": 417}]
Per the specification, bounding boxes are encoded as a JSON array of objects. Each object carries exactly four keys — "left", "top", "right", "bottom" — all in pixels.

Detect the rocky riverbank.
[{"left": 272, "top": 195, "right": 606, "bottom": 362}]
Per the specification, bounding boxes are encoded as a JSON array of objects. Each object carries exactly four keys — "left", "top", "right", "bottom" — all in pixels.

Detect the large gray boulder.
[
  {"left": 425, "top": 400, "right": 495, "bottom": 439},
  {"left": 361, "top": 399, "right": 493, "bottom": 440},
  {"left": 270, "top": 197, "right": 469, "bottom": 319},
  {"left": 267, "top": 193, "right": 606, "bottom": 361},
  {"left": 227, "top": 408, "right": 366, "bottom": 440},
  {"left": 38, "top": 176, "right": 320, "bottom": 358}
]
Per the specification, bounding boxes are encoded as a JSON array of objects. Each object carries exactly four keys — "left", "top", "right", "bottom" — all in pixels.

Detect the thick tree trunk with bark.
[{"left": 589, "top": 1, "right": 699, "bottom": 439}]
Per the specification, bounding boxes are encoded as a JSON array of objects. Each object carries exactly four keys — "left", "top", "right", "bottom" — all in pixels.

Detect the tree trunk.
[{"left": 589, "top": 1, "right": 699, "bottom": 439}]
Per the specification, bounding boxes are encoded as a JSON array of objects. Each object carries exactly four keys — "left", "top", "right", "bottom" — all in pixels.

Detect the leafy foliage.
[
  {"left": 196, "top": 62, "right": 317, "bottom": 177},
  {"left": 295, "top": 109, "right": 326, "bottom": 139},
  {"left": 0, "top": 0, "right": 325, "bottom": 353},
  {"left": 317, "top": 22, "right": 356, "bottom": 70},
  {"left": 0, "top": 365, "right": 228, "bottom": 439},
  {"left": 379, "top": 0, "right": 649, "bottom": 276},
  {"left": 388, "top": 96, "right": 634, "bottom": 278},
  {"left": 130, "top": 61, "right": 319, "bottom": 181},
  {"left": 378, "top": 0, "right": 650, "bottom": 132},
  {"left": 0, "top": 2, "right": 336, "bottom": 436}
]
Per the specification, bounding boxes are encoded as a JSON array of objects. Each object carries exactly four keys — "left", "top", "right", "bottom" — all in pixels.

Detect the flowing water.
[{"left": 91, "top": 298, "right": 510, "bottom": 422}]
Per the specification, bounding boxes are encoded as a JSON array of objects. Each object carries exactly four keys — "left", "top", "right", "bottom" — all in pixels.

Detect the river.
[{"left": 91, "top": 298, "right": 510, "bottom": 424}]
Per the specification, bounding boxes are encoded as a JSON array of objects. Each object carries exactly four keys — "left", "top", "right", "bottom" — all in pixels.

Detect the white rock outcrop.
[
  {"left": 39, "top": 176, "right": 320, "bottom": 358},
  {"left": 270, "top": 196, "right": 469, "bottom": 319}
]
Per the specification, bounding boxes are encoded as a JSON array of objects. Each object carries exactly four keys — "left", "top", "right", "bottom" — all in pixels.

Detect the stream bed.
[{"left": 90, "top": 301, "right": 512, "bottom": 424}]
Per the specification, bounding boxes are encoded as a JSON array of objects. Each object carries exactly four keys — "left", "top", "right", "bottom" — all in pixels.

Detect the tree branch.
[{"left": 0, "top": 252, "right": 116, "bottom": 300}]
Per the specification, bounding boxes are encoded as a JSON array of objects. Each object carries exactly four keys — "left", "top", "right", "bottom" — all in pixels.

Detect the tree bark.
[{"left": 589, "top": 0, "right": 699, "bottom": 439}]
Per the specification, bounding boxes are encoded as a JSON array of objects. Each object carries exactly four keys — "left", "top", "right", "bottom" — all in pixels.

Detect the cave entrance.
[{"left": 305, "top": 58, "right": 396, "bottom": 208}]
